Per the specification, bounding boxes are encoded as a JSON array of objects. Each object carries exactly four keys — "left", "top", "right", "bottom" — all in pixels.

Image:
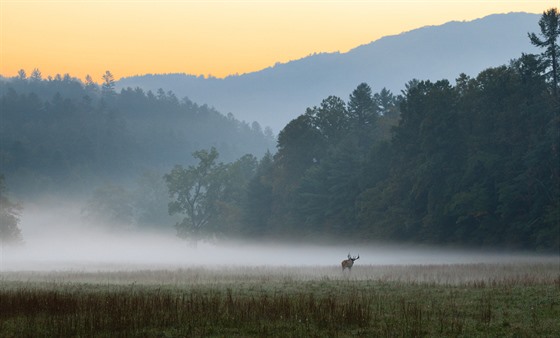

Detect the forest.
[
  {"left": 233, "top": 55, "right": 558, "bottom": 251},
  {"left": 162, "top": 23, "right": 559, "bottom": 250},
  {"left": 1, "top": 10, "right": 559, "bottom": 251},
  {"left": 0, "top": 71, "right": 275, "bottom": 197}
]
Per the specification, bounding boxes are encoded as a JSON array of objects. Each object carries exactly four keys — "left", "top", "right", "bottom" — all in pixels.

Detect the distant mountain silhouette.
[{"left": 118, "top": 12, "right": 539, "bottom": 132}]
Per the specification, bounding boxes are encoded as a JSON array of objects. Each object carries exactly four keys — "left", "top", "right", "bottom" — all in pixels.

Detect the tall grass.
[{"left": 1, "top": 263, "right": 558, "bottom": 336}]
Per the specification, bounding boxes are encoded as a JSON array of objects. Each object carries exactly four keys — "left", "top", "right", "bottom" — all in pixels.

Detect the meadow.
[{"left": 1, "top": 263, "right": 559, "bottom": 337}]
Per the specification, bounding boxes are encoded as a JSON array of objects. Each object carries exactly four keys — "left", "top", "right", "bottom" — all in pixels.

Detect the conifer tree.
[{"left": 529, "top": 8, "right": 560, "bottom": 96}]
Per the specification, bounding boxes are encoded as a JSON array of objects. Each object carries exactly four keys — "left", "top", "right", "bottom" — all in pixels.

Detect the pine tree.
[{"left": 528, "top": 8, "right": 560, "bottom": 97}]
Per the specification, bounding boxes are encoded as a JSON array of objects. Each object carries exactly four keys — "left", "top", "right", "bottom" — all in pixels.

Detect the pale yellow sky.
[{"left": 0, "top": 0, "right": 557, "bottom": 82}]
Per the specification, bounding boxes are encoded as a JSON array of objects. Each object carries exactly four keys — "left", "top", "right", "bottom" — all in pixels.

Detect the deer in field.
[{"left": 341, "top": 253, "right": 359, "bottom": 271}]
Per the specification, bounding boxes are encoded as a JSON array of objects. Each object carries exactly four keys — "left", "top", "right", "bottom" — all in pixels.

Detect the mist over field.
[
  {"left": 2, "top": 201, "right": 556, "bottom": 272},
  {"left": 1, "top": 202, "right": 558, "bottom": 338},
  {"left": 1, "top": 7, "right": 559, "bottom": 337},
  {"left": 1, "top": 11, "right": 559, "bottom": 277}
]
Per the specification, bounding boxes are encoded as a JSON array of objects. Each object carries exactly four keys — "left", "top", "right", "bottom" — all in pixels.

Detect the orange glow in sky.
[{"left": 0, "top": 0, "right": 557, "bottom": 82}]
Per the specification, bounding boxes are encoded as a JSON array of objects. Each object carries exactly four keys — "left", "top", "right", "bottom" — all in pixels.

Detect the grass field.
[{"left": 1, "top": 263, "right": 559, "bottom": 337}]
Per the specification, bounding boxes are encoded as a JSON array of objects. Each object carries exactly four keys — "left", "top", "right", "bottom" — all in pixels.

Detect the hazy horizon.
[{"left": 1, "top": 1, "right": 554, "bottom": 82}]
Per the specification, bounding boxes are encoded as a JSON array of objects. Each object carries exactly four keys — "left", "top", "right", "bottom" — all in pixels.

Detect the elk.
[{"left": 341, "top": 253, "right": 359, "bottom": 271}]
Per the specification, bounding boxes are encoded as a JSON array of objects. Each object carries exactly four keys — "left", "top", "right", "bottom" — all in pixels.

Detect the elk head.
[{"left": 341, "top": 253, "right": 360, "bottom": 271}]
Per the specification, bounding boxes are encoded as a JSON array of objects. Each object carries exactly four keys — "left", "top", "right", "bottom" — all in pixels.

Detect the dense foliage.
[
  {"left": 0, "top": 73, "right": 275, "bottom": 196},
  {"left": 231, "top": 9, "right": 557, "bottom": 251},
  {"left": 233, "top": 55, "right": 559, "bottom": 250}
]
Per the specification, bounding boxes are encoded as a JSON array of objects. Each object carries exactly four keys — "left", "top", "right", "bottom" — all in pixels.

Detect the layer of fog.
[{"left": 1, "top": 201, "right": 558, "bottom": 272}]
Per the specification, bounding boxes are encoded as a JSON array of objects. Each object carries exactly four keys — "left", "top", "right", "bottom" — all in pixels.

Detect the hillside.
[
  {"left": 0, "top": 78, "right": 276, "bottom": 197},
  {"left": 118, "top": 12, "right": 539, "bottom": 132}
]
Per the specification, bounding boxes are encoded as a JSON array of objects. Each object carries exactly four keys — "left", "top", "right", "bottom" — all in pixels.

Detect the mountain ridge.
[{"left": 118, "top": 12, "right": 539, "bottom": 132}]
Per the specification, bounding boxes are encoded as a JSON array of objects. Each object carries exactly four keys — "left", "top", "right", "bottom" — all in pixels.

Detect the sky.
[{"left": 0, "top": 0, "right": 557, "bottom": 82}]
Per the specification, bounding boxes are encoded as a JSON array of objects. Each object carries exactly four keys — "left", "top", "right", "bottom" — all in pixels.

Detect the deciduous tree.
[{"left": 165, "top": 147, "right": 226, "bottom": 243}]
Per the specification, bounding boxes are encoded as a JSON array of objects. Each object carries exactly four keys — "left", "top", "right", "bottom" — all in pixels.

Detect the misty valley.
[
  {"left": 1, "top": 58, "right": 558, "bottom": 251},
  {"left": 1, "top": 9, "right": 559, "bottom": 337}
]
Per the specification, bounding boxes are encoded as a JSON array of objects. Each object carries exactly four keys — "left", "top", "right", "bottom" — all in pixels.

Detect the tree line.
[
  {"left": 0, "top": 70, "right": 275, "bottom": 240},
  {"left": 0, "top": 71, "right": 275, "bottom": 196},
  {"left": 166, "top": 9, "right": 559, "bottom": 250}
]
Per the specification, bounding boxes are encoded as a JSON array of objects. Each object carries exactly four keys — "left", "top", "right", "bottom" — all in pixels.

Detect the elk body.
[{"left": 341, "top": 254, "right": 359, "bottom": 271}]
